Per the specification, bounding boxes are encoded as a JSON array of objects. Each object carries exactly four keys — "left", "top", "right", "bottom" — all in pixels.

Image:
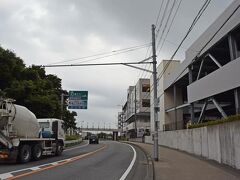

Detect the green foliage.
[
  {"left": 65, "top": 134, "right": 81, "bottom": 141},
  {"left": 0, "top": 46, "right": 77, "bottom": 130},
  {"left": 62, "top": 110, "right": 77, "bottom": 130},
  {"left": 188, "top": 114, "right": 240, "bottom": 129}
]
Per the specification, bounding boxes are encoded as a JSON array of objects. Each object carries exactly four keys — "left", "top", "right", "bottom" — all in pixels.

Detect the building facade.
[
  {"left": 120, "top": 79, "right": 151, "bottom": 138},
  {"left": 151, "top": 0, "right": 240, "bottom": 132}
]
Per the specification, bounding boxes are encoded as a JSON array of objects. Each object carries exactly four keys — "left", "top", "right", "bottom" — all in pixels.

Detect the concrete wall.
[{"left": 145, "top": 121, "right": 240, "bottom": 169}]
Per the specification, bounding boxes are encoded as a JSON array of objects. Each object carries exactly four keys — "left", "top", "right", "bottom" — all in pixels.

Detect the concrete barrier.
[
  {"left": 145, "top": 121, "right": 240, "bottom": 169},
  {"left": 64, "top": 138, "right": 83, "bottom": 147}
]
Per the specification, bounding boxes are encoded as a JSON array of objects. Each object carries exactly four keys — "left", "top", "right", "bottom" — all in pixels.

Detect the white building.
[
  {"left": 151, "top": 0, "right": 240, "bottom": 133},
  {"left": 150, "top": 60, "right": 181, "bottom": 132},
  {"left": 121, "top": 79, "right": 151, "bottom": 138}
]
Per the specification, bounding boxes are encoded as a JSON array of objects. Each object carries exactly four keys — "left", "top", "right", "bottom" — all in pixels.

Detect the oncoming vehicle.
[{"left": 89, "top": 134, "right": 99, "bottom": 144}]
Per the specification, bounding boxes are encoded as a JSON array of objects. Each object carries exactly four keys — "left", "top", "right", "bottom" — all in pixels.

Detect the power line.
[
  {"left": 169, "top": 2, "right": 240, "bottom": 87},
  {"left": 155, "top": 0, "right": 166, "bottom": 28},
  {"left": 136, "top": 0, "right": 172, "bottom": 84},
  {"left": 42, "top": 57, "right": 153, "bottom": 68},
  {"left": 156, "top": 0, "right": 171, "bottom": 38},
  {"left": 136, "top": 43, "right": 152, "bottom": 83},
  {"left": 170, "top": 0, "right": 212, "bottom": 60},
  {"left": 157, "top": 0, "right": 183, "bottom": 56},
  {"left": 156, "top": 0, "right": 178, "bottom": 50},
  {"left": 125, "top": 0, "right": 177, "bottom": 106},
  {"left": 46, "top": 43, "right": 151, "bottom": 66},
  {"left": 136, "top": 0, "right": 167, "bottom": 84},
  {"left": 148, "top": 0, "right": 211, "bottom": 106},
  {"left": 157, "top": 0, "right": 212, "bottom": 82}
]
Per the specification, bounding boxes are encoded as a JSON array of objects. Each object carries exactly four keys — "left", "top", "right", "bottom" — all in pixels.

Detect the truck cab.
[{"left": 38, "top": 118, "right": 65, "bottom": 141}]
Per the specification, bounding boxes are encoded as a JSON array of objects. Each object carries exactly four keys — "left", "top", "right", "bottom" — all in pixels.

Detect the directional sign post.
[{"left": 68, "top": 91, "right": 88, "bottom": 109}]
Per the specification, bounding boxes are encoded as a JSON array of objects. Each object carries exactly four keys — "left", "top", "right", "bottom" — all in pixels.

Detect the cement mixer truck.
[{"left": 0, "top": 99, "right": 65, "bottom": 163}]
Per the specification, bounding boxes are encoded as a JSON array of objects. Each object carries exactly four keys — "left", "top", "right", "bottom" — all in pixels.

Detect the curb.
[
  {"left": 124, "top": 141, "right": 155, "bottom": 180},
  {"left": 64, "top": 139, "right": 83, "bottom": 148}
]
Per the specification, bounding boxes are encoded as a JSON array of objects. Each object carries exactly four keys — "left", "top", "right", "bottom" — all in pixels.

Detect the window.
[
  {"left": 142, "top": 84, "right": 150, "bottom": 92},
  {"left": 39, "top": 122, "right": 50, "bottom": 128},
  {"left": 142, "top": 99, "right": 150, "bottom": 107}
]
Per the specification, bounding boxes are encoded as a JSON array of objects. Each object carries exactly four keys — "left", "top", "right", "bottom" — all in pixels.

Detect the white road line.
[
  {"left": 0, "top": 142, "right": 94, "bottom": 179},
  {"left": 119, "top": 143, "right": 137, "bottom": 180},
  {"left": 0, "top": 173, "right": 13, "bottom": 179},
  {"left": 0, "top": 156, "right": 75, "bottom": 179},
  {"left": 29, "top": 167, "right": 41, "bottom": 171},
  {"left": 64, "top": 141, "right": 89, "bottom": 152}
]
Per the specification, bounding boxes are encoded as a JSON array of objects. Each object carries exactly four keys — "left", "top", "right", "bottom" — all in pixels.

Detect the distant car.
[{"left": 89, "top": 135, "right": 99, "bottom": 144}]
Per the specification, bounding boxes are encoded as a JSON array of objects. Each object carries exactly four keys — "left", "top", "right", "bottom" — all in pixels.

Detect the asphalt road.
[{"left": 0, "top": 141, "right": 149, "bottom": 180}]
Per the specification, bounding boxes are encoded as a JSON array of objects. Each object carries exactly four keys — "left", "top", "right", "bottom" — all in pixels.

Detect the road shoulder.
[
  {"left": 124, "top": 141, "right": 154, "bottom": 180},
  {"left": 128, "top": 141, "right": 240, "bottom": 180}
]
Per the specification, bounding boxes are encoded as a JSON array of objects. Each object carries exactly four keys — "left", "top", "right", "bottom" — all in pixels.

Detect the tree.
[
  {"left": 0, "top": 46, "right": 77, "bottom": 130},
  {"left": 63, "top": 110, "right": 77, "bottom": 131}
]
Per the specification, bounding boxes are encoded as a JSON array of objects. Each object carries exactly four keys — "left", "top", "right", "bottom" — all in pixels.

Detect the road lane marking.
[
  {"left": 28, "top": 167, "right": 40, "bottom": 171},
  {"left": 119, "top": 144, "right": 137, "bottom": 180},
  {"left": 64, "top": 141, "right": 89, "bottom": 152},
  {"left": 0, "top": 173, "right": 13, "bottom": 179},
  {"left": 0, "top": 145, "right": 106, "bottom": 180}
]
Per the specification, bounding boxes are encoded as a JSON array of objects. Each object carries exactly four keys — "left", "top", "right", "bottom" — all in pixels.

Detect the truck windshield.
[{"left": 39, "top": 122, "right": 50, "bottom": 128}]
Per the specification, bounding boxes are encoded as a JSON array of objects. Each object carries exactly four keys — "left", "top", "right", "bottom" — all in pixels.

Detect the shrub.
[
  {"left": 65, "top": 134, "right": 81, "bottom": 141},
  {"left": 188, "top": 114, "right": 240, "bottom": 129}
]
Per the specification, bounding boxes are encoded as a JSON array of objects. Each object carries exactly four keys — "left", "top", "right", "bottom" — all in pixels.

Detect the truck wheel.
[
  {"left": 18, "top": 145, "right": 31, "bottom": 163},
  {"left": 32, "top": 144, "right": 42, "bottom": 161},
  {"left": 55, "top": 145, "right": 63, "bottom": 156}
]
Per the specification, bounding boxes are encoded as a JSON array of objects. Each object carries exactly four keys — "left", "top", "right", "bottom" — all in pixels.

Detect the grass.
[
  {"left": 188, "top": 114, "right": 240, "bottom": 129},
  {"left": 65, "top": 135, "right": 82, "bottom": 148}
]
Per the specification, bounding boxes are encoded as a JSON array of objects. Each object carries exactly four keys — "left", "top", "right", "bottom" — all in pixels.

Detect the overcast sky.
[{"left": 0, "top": 0, "right": 234, "bottom": 129}]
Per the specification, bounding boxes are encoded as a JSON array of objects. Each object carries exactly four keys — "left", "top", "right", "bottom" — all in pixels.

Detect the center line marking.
[{"left": 0, "top": 145, "right": 106, "bottom": 180}]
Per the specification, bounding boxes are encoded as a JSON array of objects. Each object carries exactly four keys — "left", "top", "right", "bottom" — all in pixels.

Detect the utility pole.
[
  {"left": 152, "top": 24, "right": 159, "bottom": 161},
  {"left": 61, "top": 93, "right": 64, "bottom": 120},
  {"left": 60, "top": 92, "right": 69, "bottom": 120},
  {"left": 134, "top": 86, "right": 137, "bottom": 138}
]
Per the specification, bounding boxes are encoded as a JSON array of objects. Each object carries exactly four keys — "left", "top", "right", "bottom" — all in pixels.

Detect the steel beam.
[
  {"left": 123, "top": 64, "right": 153, "bottom": 73},
  {"left": 165, "top": 103, "right": 190, "bottom": 112},
  {"left": 207, "top": 54, "right": 222, "bottom": 68},
  {"left": 188, "top": 66, "right": 195, "bottom": 123},
  {"left": 228, "top": 34, "right": 238, "bottom": 60},
  {"left": 234, "top": 88, "right": 240, "bottom": 114},
  {"left": 197, "top": 59, "right": 204, "bottom": 80},
  {"left": 197, "top": 100, "right": 208, "bottom": 123},
  {"left": 173, "top": 85, "right": 177, "bottom": 129},
  {"left": 228, "top": 34, "right": 239, "bottom": 114},
  {"left": 211, "top": 98, "right": 227, "bottom": 118}
]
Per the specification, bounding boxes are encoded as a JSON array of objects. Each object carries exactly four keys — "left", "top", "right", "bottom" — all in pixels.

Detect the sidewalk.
[{"left": 130, "top": 142, "right": 240, "bottom": 180}]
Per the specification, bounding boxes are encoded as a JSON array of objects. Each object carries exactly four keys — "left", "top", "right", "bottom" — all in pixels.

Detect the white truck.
[{"left": 0, "top": 99, "right": 65, "bottom": 163}]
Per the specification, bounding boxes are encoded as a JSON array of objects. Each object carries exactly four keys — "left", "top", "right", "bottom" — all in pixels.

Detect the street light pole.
[{"left": 152, "top": 24, "right": 159, "bottom": 161}]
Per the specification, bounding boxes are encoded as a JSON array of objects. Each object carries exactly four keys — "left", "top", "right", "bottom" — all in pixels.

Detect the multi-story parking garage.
[{"left": 151, "top": 0, "right": 240, "bottom": 132}]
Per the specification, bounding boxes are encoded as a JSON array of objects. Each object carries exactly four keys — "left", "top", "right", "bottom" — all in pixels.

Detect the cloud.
[{"left": 0, "top": 0, "right": 234, "bottom": 128}]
